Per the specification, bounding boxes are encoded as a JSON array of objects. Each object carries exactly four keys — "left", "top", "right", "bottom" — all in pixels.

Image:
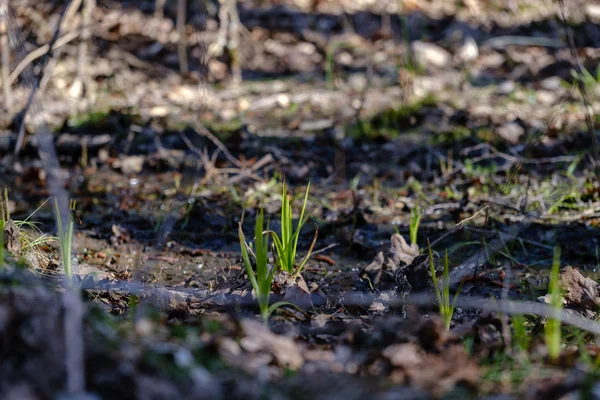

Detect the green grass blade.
[
  {"left": 266, "top": 301, "right": 303, "bottom": 319},
  {"left": 545, "top": 245, "right": 562, "bottom": 361},
  {"left": 20, "top": 197, "right": 50, "bottom": 225},
  {"left": 291, "top": 183, "right": 311, "bottom": 270},
  {"left": 254, "top": 210, "right": 266, "bottom": 277},
  {"left": 281, "top": 182, "right": 290, "bottom": 254},
  {"left": 238, "top": 222, "right": 259, "bottom": 292},
  {"left": 268, "top": 230, "right": 289, "bottom": 272},
  {"left": 443, "top": 250, "right": 450, "bottom": 318},
  {"left": 294, "top": 224, "right": 318, "bottom": 276},
  {"left": 428, "top": 240, "right": 443, "bottom": 308}
]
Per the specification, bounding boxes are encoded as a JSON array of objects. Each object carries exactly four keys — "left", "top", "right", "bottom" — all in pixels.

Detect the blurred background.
[{"left": 0, "top": 0, "right": 599, "bottom": 398}]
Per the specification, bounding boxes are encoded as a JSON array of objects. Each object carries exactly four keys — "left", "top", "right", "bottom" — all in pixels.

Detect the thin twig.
[
  {"left": 177, "top": 0, "right": 188, "bottom": 75},
  {"left": 0, "top": 0, "right": 12, "bottom": 113},
  {"left": 14, "top": 0, "right": 72, "bottom": 154}
]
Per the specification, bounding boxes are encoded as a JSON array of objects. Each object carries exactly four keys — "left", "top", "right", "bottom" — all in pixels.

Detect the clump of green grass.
[
  {"left": 55, "top": 198, "right": 76, "bottom": 286},
  {"left": 428, "top": 240, "right": 463, "bottom": 330},
  {"left": 409, "top": 206, "right": 422, "bottom": 246},
  {"left": 238, "top": 209, "right": 290, "bottom": 323},
  {"left": 269, "top": 181, "right": 317, "bottom": 277},
  {"left": 1, "top": 190, "right": 53, "bottom": 262},
  {"left": 545, "top": 246, "right": 563, "bottom": 362}
]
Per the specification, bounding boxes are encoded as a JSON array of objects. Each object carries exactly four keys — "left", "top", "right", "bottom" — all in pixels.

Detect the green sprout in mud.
[
  {"left": 545, "top": 246, "right": 563, "bottom": 362},
  {"left": 238, "top": 209, "right": 290, "bottom": 323},
  {"left": 269, "top": 181, "right": 317, "bottom": 277},
  {"left": 428, "top": 240, "right": 463, "bottom": 330},
  {"left": 409, "top": 206, "right": 422, "bottom": 246},
  {"left": 55, "top": 198, "right": 76, "bottom": 286}
]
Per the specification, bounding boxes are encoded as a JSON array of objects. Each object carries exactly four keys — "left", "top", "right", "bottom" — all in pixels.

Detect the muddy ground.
[{"left": 0, "top": 0, "right": 600, "bottom": 398}]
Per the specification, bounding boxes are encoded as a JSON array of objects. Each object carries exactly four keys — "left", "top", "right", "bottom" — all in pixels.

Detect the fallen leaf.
[{"left": 240, "top": 319, "right": 304, "bottom": 370}]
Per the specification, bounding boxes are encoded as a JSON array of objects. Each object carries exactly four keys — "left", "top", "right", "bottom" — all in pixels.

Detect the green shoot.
[
  {"left": 55, "top": 198, "right": 76, "bottom": 286},
  {"left": 269, "top": 181, "right": 317, "bottom": 277},
  {"left": 545, "top": 246, "right": 563, "bottom": 362},
  {"left": 239, "top": 209, "right": 290, "bottom": 323},
  {"left": 512, "top": 314, "right": 530, "bottom": 354},
  {"left": 428, "top": 240, "right": 463, "bottom": 330},
  {"left": 409, "top": 206, "right": 422, "bottom": 246}
]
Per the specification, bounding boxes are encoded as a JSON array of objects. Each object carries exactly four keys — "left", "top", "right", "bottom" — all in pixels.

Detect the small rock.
[
  {"left": 456, "top": 36, "right": 479, "bottom": 62},
  {"left": 586, "top": 3, "right": 600, "bottom": 22},
  {"left": 540, "top": 76, "right": 563, "bottom": 91},
  {"left": 497, "top": 122, "right": 525, "bottom": 144},
  {"left": 118, "top": 155, "right": 145, "bottom": 175},
  {"left": 497, "top": 80, "right": 516, "bottom": 95},
  {"left": 536, "top": 90, "right": 556, "bottom": 106},
  {"left": 411, "top": 41, "right": 451, "bottom": 69}
]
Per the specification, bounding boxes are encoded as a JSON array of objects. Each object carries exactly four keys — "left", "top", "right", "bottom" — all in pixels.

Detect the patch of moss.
[
  {"left": 67, "top": 109, "right": 113, "bottom": 129},
  {"left": 348, "top": 94, "right": 438, "bottom": 141},
  {"left": 432, "top": 125, "right": 472, "bottom": 145}
]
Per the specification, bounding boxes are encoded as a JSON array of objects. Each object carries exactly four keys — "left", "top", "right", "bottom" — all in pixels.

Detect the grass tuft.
[
  {"left": 268, "top": 181, "right": 317, "bottom": 277},
  {"left": 1, "top": 191, "right": 53, "bottom": 264},
  {"left": 55, "top": 198, "right": 76, "bottom": 286},
  {"left": 428, "top": 239, "right": 463, "bottom": 330},
  {"left": 409, "top": 206, "right": 422, "bottom": 246},
  {"left": 239, "top": 209, "right": 291, "bottom": 323}
]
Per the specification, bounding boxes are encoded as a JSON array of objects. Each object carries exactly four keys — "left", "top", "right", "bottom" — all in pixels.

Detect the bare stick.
[
  {"left": 155, "top": 0, "right": 167, "bottom": 19},
  {"left": 0, "top": 0, "right": 11, "bottom": 113},
  {"left": 227, "top": 0, "right": 241, "bottom": 84},
  {"left": 14, "top": 1, "right": 72, "bottom": 154},
  {"left": 9, "top": 20, "right": 111, "bottom": 85},
  {"left": 74, "top": 0, "right": 95, "bottom": 98},
  {"left": 177, "top": 0, "right": 188, "bottom": 74}
]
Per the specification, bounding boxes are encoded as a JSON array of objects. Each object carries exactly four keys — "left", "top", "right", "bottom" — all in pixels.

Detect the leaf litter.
[{"left": 0, "top": 0, "right": 599, "bottom": 398}]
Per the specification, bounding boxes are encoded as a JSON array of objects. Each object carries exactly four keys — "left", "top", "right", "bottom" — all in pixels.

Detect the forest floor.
[{"left": 0, "top": 0, "right": 600, "bottom": 398}]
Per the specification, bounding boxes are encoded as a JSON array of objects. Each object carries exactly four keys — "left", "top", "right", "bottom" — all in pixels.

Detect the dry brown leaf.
[
  {"left": 382, "top": 343, "right": 423, "bottom": 368},
  {"left": 387, "top": 233, "right": 421, "bottom": 267},
  {"left": 561, "top": 266, "right": 600, "bottom": 309},
  {"left": 240, "top": 319, "right": 304, "bottom": 370},
  {"left": 362, "top": 234, "right": 420, "bottom": 285},
  {"left": 312, "top": 313, "right": 331, "bottom": 328},
  {"left": 405, "top": 345, "right": 480, "bottom": 397}
]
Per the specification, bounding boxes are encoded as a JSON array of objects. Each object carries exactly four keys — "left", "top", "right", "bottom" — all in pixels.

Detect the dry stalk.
[
  {"left": 177, "top": 0, "right": 188, "bottom": 74},
  {"left": 210, "top": 0, "right": 243, "bottom": 84},
  {"left": 14, "top": 0, "right": 72, "bottom": 154},
  {"left": 0, "top": 0, "right": 11, "bottom": 113},
  {"left": 73, "top": 0, "right": 95, "bottom": 99},
  {"left": 0, "top": 5, "right": 13, "bottom": 114},
  {"left": 155, "top": 0, "right": 167, "bottom": 19}
]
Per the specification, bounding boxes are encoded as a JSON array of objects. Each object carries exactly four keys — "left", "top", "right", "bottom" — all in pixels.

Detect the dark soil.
[{"left": 0, "top": 0, "right": 600, "bottom": 398}]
